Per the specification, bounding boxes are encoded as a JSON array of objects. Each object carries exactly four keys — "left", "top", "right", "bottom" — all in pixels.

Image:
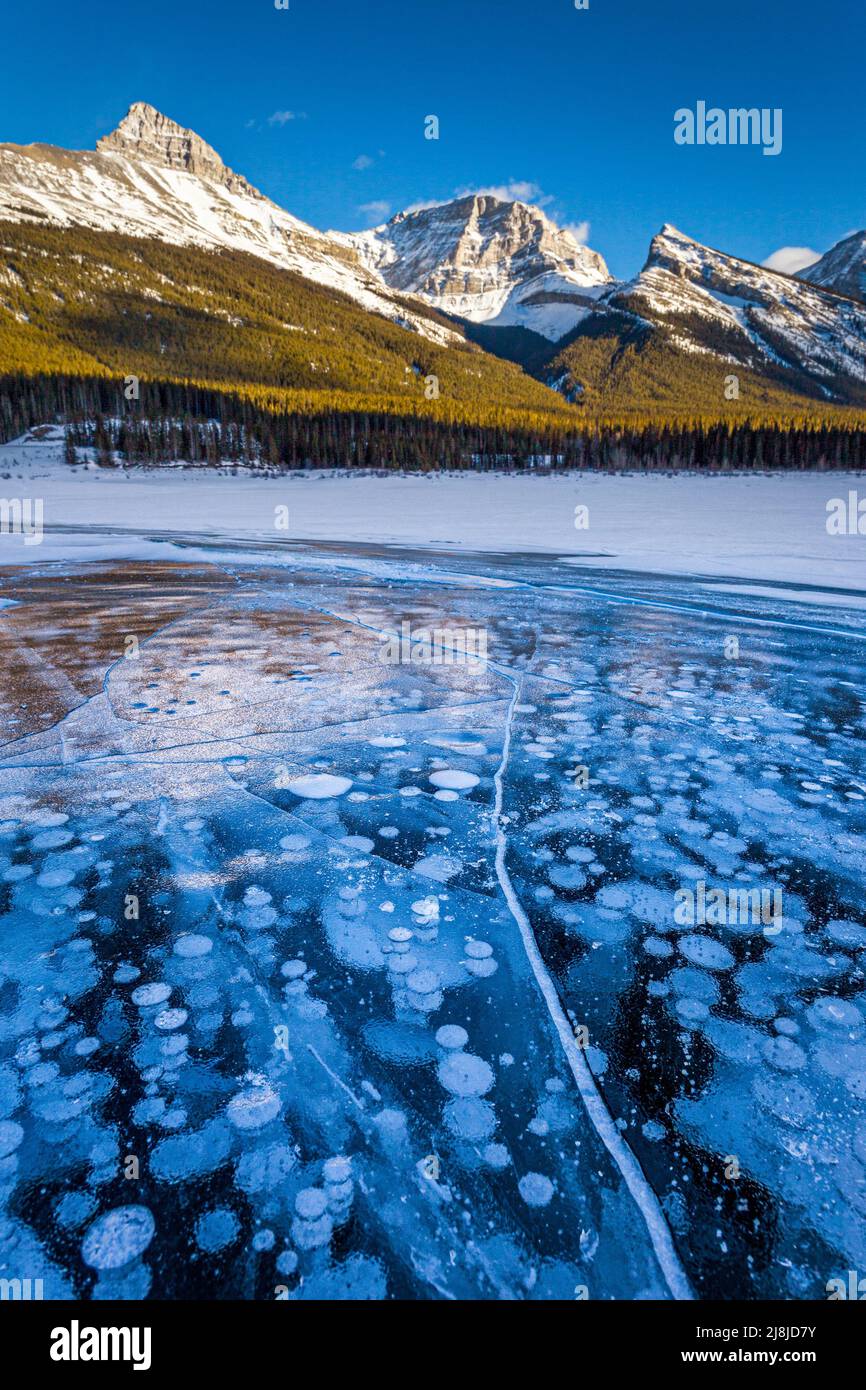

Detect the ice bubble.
[
  {"left": 281, "top": 959, "right": 307, "bottom": 979},
  {"left": 518, "top": 1173, "right": 554, "bottom": 1208},
  {"left": 31, "top": 829, "right": 74, "bottom": 850},
  {"left": 323, "top": 1156, "right": 352, "bottom": 1184},
  {"left": 131, "top": 983, "right": 172, "bottom": 1008},
  {"left": 37, "top": 867, "right": 76, "bottom": 888},
  {"left": 825, "top": 919, "right": 866, "bottom": 950},
  {"left": 227, "top": 1080, "right": 281, "bottom": 1132},
  {"left": 642, "top": 1120, "right": 666, "bottom": 1142},
  {"left": 55, "top": 1191, "right": 97, "bottom": 1229},
  {"left": 280, "top": 833, "right": 311, "bottom": 852},
  {"left": 763, "top": 1036, "right": 807, "bottom": 1071},
  {"left": 806, "top": 998, "right": 863, "bottom": 1035},
  {"left": 429, "top": 770, "right": 480, "bottom": 791},
  {"left": 483, "top": 1143, "right": 510, "bottom": 1169},
  {"left": 411, "top": 897, "right": 440, "bottom": 924},
  {"left": 113, "top": 964, "right": 140, "bottom": 984},
  {"left": 413, "top": 854, "right": 461, "bottom": 882},
  {"left": 291, "top": 1211, "right": 333, "bottom": 1251},
  {"left": 81, "top": 1205, "right": 155, "bottom": 1270},
  {"left": 293, "top": 1190, "right": 326, "bottom": 1223},
  {"left": 669, "top": 966, "right": 720, "bottom": 1004},
  {"left": 465, "top": 956, "right": 498, "bottom": 978},
  {"left": 235, "top": 1142, "right": 296, "bottom": 1194},
  {"left": 444, "top": 1096, "right": 497, "bottom": 1141},
  {"left": 195, "top": 1207, "right": 239, "bottom": 1253},
  {"left": 549, "top": 865, "right": 587, "bottom": 891},
  {"left": 407, "top": 989, "right": 443, "bottom": 1013},
  {"left": 438, "top": 1052, "right": 494, "bottom": 1097},
  {"left": 679, "top": 936, "right": 735, "bottom": 971},
  {"left": 465, "top": 940, "right": 493, "bottom": 959},
  {"left": 436, "top": 1025, "right": 468, "bottom": 1050},
  {"left": 3, "top": 864, "right": 32, "bottom": 882},
  {"left": 406, "top": 968, "right": 440, "bottom": 996},
  {"left": 370, "top": 736, "right": 406, "bottom": 748},
  {"left": 285, "top": 774, "right": 352, "bottom": 799},
  {"left": 0, "top": 1120, "right": 23, "bottom": 1157},
  {"left": 174, "top": 934, "right": 213, "bottom": 958},
  {"left": 644, "top": 936, "right": 674, "bottom": 958},
  {"left": 341, "top": 835, "right": 374, "bottom": 853},
  {"left": 155, "top": 1009, "right": 188, "bottom": 1031}
]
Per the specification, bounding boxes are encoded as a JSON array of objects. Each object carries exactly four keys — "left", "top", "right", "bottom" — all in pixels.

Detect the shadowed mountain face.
[
  {"left": 799, "top": 230, "right": 866, "bottom": 305},
  {"left": 541, "top": 225, "right": 866, "bottom": 411}
]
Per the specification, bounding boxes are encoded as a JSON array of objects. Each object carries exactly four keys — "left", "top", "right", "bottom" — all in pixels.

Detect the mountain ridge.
[
  {"left": 2, "top": 102, "right": 866, "bottom": 421},
  {"left": 336, "top": 194, "right": 613, "bottom": 342}
]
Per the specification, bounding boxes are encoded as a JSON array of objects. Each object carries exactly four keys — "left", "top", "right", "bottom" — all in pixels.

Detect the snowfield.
[{"left": 0, "top": 431, "right": 863, "bottom": 596}]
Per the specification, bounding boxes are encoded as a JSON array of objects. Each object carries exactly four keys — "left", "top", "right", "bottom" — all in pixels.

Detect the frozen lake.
[{"left": 0, "top": 539, "right": 864, "bottom": 1300}]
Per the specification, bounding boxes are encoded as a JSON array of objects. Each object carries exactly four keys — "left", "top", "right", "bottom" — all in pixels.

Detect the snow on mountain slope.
[
  {"left": 798, "top": 229, "right": 866, "bottom": 305},
  {"left": 0, "top": 103, "right": 459, "bottom": 346},
  {"left": 604, "top": 224, "right": 866, "bottom": 396},
  {"left": 337, "top": 195, "right": 614, "bottom": 341}
]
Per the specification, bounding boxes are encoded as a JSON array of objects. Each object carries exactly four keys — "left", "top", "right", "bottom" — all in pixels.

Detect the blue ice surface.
[{"left": 0, "top": 542, "right": 864, "bottom": 1301}]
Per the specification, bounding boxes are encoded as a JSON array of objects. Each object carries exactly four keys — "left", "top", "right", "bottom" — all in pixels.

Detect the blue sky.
[{"left": 2, "top": 0, "right": 862, "bottom": 279}]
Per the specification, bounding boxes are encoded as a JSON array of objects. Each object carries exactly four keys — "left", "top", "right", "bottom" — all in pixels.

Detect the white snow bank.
[{"left": 0, "top": 433, "right": 863, "bottom": 594}]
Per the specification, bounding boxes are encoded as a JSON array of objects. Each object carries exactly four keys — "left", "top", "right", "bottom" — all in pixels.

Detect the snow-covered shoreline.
[{"left": 0, "top": 430, "right": 864, "bottom": 594}]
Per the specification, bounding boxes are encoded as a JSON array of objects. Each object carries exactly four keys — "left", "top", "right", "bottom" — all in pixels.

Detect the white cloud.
[
  {"left": 564, "top": 220, "right": 591, "bottom": 245},
  {"left": 267, "top": 110, "right": 302, "bottom": 126},
  {"left": 403, "top": 198, "right": 449, "bottom": 214},
  {"left": 359, "top": 200, "right": 392, "bottom": 225},
  {"left": 762, "top": 245, "right": 822, "bottom": 275},
  {"left": 353, "top": 154, "right": 374, "bottom": 171},
  {"left": 457, "top": 180, "right": 548, "bottom": 205}
]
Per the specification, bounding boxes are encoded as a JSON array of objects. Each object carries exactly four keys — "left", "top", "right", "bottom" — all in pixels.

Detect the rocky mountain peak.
[
  {"left": 96, "top": 102, "right": 259, "bottom": 198},
  {"left": 798, "top": 229, "right": 866, "bottom": 304},
  {"left": 344, "top": 193, "right": 612, "bottom": 339}
]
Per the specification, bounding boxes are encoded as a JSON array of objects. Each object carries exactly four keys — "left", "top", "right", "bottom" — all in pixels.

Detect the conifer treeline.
[{"left": 3, "top": 372, "right": 866, "bottom": 471}]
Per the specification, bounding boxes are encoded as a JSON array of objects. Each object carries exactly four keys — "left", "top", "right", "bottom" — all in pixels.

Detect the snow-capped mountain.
[
  {"left": 604, "top": 224, "right": 866, "bottom": 397},
  {"left": 2, "top": 102, "right": 865, "bottom": 412},
  {"left": 338, "top": 196, "right": 613, "bottom": 341},
  {"left": 798, "top": 229, "right": 866, "bottom": 305},
  {"left": 0, "top": 102, "right": 459, "bottom": 345}
]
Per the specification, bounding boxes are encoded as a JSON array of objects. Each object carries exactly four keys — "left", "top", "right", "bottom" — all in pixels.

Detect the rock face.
[
  {"left": 341, "top": 195, "right": 613, "bottom": 340},
  {"left": 0, "top": 103, "right": 461, "bottom": 347},
  {"left": 798, "top": 230, "right": 866, "bottom": 305},
  {"left": 585, "top": 223, "right": 866, "bottom": 401},
  {"left": 96, "top": 101, "right": 258, "bottom": 198}
]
